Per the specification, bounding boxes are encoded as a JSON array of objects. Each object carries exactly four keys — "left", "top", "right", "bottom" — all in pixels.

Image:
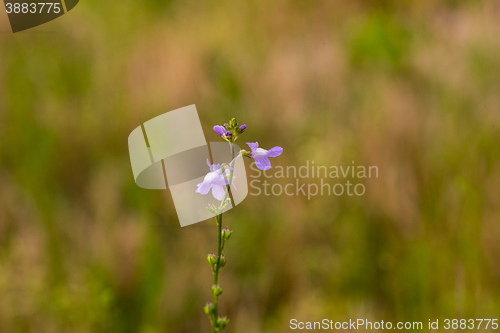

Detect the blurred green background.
[{"left": 1, "top": 0, "right": 500, "bottom": 332}]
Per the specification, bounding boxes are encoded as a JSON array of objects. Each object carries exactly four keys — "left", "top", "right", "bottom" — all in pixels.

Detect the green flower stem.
[
  {"left": 212, "top": 213, "right": 222, "bottom": 333},
  {"left": 218, "top": 143, "right": 238, "bottom": 212},
  {"left": 214, "top": 215, "right": 223, "bottom": 285},
  {"left": 209, "top": 314, "right": 216, "bottom": 333},
  {"left": 208, "top": 143, "right": 238, "bottom": 332}
]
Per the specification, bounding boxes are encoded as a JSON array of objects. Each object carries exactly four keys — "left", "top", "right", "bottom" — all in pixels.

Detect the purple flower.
[
  {"left": 247, "top": 142, "right": 283, "bottom": 171},
  {"left": 239, "top": 124, "right": 247, "bottom": 132},
  {"left": 213, "top": 125, "right": 225, "bottom": 136},
  {"left": 225, "top": 131, "right": 232, "bottom": 138},
  {"left": 196, "top": 159, "right": 230, "bottom": 200},
  {"left": 224, "top": 123, "right": 228, "bottom": 127}
]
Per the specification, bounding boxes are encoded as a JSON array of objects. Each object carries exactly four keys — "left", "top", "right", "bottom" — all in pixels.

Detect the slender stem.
[
  {"left": 219, "top": 143, "right": 238, "bottom": 210},
  {"left": 209, "top": 315, "right": 216, "bottom": 333},
  {"left": 211, "top": 214, "right": 222, "bottom": 332},
  {"left": 214, "top": 215, "right": 222, "bottom": 285},
  {"left": 209, "top": 143, "right": 236, "bottom": 332}
]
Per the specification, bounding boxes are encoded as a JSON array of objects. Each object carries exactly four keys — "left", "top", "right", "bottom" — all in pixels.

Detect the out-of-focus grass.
[{"left": 1, "top": 0, "right": 500, "bottom": 332}]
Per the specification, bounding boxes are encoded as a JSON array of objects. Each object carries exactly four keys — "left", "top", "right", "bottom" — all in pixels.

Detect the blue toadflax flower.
[
  {"left": 246, "top": 142, "right": 283, "bottom": 171},
  {"left": 196, "top": 159, "right": 231, "bottom": 201}
]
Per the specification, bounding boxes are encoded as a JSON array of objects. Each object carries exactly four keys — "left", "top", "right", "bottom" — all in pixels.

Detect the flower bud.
[
  {"left": 225, "top": 131, "right": 232, "bottom": 138},
  {"left": 217, "top": 316, "right": 229, "bottom": 329},
  {"left": 239, "top": 124, "right": 247, "bottom": 132},
  {"left": 211, "top": 284, "right": 223, "bottom": 297},
  {"left": 213, "top": 125, "right": 225, "bottom": 136},
  {"left": 221, "top": 227, "right": 232, "bottom": 242},
  {"left": 219, "top": 254, "right": 227, "bottom": 268},
  {"left": 240, "top": 149, "right": 252, "bottom": 157},
  {"left": 204, "top": 302, "right": 215, "bottom": 315},
  {"left": 224, "top": 123, "right": 228, "bottom": 128},
  {"left": 207, "top": 253, "right": 218, "bottom": 267}
]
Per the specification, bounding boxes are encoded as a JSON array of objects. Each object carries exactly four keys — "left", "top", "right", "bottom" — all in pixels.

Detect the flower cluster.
[
  {"left": 198, "top": 118, "right": 283, "bottom": 332},
  {"left": 214, "top": 121, "right": 283, "bottom": 170},
  {"left": 213, "top": 118, "right": 246, "bottom": 143},
  {"left": 197, "top": 122, "right": 283, "bottom": 205}
]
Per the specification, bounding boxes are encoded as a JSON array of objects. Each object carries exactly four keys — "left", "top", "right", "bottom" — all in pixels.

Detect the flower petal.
[
  {"left": 213, "top": 174, "right": 229, "bottom": 186},
  {"left": 211, "top": 185, "right": 226, "bottom": 201},
  {"left": 253, "top": 148, "right": 268, "bottom": 157},
  {"left": 267, "top": 146, "right": 283, "bottom": 157},
  {"left": 213, "top": 125, "right": 225, "bottom": 136},
  {"left": 253, "top": 154, "right": 272, "bottom": 170},
  {"left": 196, "top": 179, "right": 212, "bottom": 195},
  {"left": 246, "top": 142, "right": 259, "bottom": 153}
]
